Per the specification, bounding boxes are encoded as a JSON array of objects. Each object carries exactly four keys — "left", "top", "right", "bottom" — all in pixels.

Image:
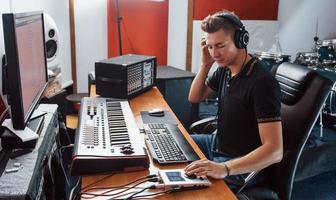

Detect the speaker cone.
[
  {"left": 46, "top": 39, "right": 57, "bottom": 59},
  {"left": 44, "top": 13, "right": 60, "bottom": 69}
]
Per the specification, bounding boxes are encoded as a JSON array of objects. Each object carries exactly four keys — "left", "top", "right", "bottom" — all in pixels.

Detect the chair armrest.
[
  {"left": 237, "top": 170, "right": 260, "bottom": 194},
  {"left": 234, "top": 170, "right": 279, "bottom": 199},
  {"left": 189, "top": 116, "right": 217, "bottom": 134},
  {"left": 237, "top": 186, "right": 279, "bottom": 200}
]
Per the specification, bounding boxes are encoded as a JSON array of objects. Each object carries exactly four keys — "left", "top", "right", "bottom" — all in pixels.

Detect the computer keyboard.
[{"left": 143, "top": 123, "right": 199, "bottom": 164}]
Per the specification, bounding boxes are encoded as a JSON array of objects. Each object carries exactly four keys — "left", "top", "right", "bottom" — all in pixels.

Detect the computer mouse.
[
  {"left": 148, "top": 108, "right": 164, "bottom": 117},
  {"left": 184, "top": 173, "right": 197, "bottom": 179}
]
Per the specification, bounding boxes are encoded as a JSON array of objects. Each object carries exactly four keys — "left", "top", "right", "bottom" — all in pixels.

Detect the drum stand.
[{"left": 319, "top": 109, "right": 324, "bottom": 138}]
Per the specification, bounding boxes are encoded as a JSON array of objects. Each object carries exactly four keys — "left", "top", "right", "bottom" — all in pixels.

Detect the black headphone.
[{"left": 215, "top": 12, "right": 249, "bottom": 49}]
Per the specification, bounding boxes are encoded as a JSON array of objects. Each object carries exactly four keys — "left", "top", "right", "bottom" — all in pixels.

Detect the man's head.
[
  {"left": 202, "top": 11, "right": 249, "bottom": 49},
  {"left": 201, "top": 11, "right": 249, "bottom": 67}
]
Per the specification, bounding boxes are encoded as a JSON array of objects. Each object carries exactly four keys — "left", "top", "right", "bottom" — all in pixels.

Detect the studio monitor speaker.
[{"left": 44, "top": 13, "right": 60, "bottom": 70}]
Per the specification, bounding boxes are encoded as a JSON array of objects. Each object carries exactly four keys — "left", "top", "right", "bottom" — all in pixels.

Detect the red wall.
[
  {"left": 194, "top": 0, "right": 279, "bottom": 20},
  {"left": 107, "top": 0, "right": 168, "bottom": 65},
  {"left": 107, "top": 1, "right": 278, "bottom": 65}
]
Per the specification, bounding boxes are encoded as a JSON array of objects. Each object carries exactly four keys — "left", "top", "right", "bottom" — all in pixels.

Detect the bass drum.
[
  {"left": 313, "top": 67, "right": 336, "bottom": 127},
  {"left": 253, "top": 51, "right": 291, "bottom": 71},
  {"left": 317, "top": 39, "right": 336, "bottom": 68}
]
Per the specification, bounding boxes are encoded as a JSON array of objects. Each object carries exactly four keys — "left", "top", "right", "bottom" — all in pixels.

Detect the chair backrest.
[{"left": 269, "top": 62, "right": 333, "bottom": 200}]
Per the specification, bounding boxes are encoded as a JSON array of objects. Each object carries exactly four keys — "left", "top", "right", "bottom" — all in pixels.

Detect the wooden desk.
[{"left": 70, "top": 86, "right": 236, "bottom": 199}]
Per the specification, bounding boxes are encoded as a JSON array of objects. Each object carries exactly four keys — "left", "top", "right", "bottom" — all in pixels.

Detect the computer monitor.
[{"left": 2, "top": 11, "right": 48, "bottom": 139}]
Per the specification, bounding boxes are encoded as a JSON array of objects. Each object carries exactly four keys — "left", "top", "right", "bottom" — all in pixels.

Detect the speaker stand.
[{"left": 116, "top": 0, "right": 123, "bottom": 55}]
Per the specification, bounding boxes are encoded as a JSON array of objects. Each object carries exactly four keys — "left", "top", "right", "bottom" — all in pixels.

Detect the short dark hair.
[{"left": 201, "top": 10, "right": 239, "bottom": 36}]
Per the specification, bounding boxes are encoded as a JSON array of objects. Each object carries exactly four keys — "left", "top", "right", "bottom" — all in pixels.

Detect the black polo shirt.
[{"left": 206, "top": 57, "right": 281, "bottom": 157}]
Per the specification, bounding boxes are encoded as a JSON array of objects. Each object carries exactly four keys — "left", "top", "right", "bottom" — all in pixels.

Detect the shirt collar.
[
  {"left": 239, "top": 56, "right": 257, "bottom": 77},
  {"left": 224, "top": 55, "right": 257, "bottom": 78}
]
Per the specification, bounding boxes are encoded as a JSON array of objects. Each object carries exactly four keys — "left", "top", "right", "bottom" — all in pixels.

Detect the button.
[{"left": 121, "top": 149, "right": 134, "bottom": 154}]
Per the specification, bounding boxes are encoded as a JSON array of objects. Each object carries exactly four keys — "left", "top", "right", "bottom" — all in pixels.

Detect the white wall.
[
  {"left": 0, "top": 0, "right": 72, "bottom": 89},
  {"left": 278, "top": 0, "right": 336, "bottom": 59},
  {"left": 244, "top": 20, "right": 280, "bottom": 53},
  {"left": 0, "top": 1, "right": 15, "bottom": 92},
  {"left": 167, "top": 0, "right": 188, "bottom": 70},
  {"left": 173, "top": 0, "right": 336, "bottom": 73},
  {"left": 167, "top": 1, "right": 279, "bottom": 73},
  {"left": 0, "top": 1, "right": 10, "bottom": 60},
  {"left": 74, "top": 0, "right": 107, "bottom": 93},
  {"left": 0, "top": 0, "right": 108, "bottom": 93}
]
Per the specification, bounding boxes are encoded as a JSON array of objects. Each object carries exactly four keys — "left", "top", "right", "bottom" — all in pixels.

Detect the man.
[{"left": 184, "top": 10, "right": 283, "bottom": 183}]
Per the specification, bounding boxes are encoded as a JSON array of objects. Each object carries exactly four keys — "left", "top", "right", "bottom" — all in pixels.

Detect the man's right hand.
[
  {"left": 184, "top": 158, "right": 228, "bottom": 179},
  {"left": 188, "top": 36, "right": 216, "bottom": 103},
  {"left": 201, "top": 37, "right": 215, "bottom": 69}
]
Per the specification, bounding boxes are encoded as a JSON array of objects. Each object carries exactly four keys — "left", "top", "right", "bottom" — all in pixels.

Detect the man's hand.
[
  {"left": 201, "top": 37, "right": 215, "bottom": 68},
  {"left": 184, "top": 158, "right": 228, "bottom": 179}
]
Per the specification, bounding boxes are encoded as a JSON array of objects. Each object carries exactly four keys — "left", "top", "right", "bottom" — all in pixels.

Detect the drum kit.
[
  {"left": 294, "top": 39, "right": 336, "bottom": 69},
  {"left": 252, "top": 38, "right": 336, "bottom": 128},
  {"left": 295, "top": 39, "right": 336, "bottom": 127},
  {"left": 252, "top": 51, "right": 291, "bottom": 71}
]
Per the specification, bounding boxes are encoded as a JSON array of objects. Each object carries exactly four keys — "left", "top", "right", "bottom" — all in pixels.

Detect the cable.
[
  {"left": 124, "top": 185, "right": 207, "bottom": 200},
  {"left": 58, "top": 144, "right": 74, "bottom": 187},
  {"left": 37, "top": 110, "right": 57, "bottom": 117},
  {"left": 71, "top": 173, "right": 118, "bottom": 200},
  {"left": 59, "top": 144, "right": 74, "bottom": 152},
  {"left": 123, "top": 184, "right": 184, "bottom": 200},
  {"left": 82, "top": 175, "right": 157, "bottom": 193},
  {"left": 79, "top": 186, "right": 152, "bottom": 199},
  {"left": 108, "top": 184, "right": 158, "bottom": 200},
  {"left": 81, "top": 179, "right": 152, "bottom": 198},
  {"left": 130, "top": 188, "right": 175, "bottom": 199},
  {"left": 124, "top": 185, "right": 155, "bottom": 200},
  {"left": 69, "top": 176, "right": 81, "bottom": 200},
  {"left": 241, "top": 49, "right": 248, "bottom": 72},
  {"left": 81, "top": 173, "right": 117, "bottom": 192},
  {"left": 79, "top": 175, "right": 159, "bottom": 199}
]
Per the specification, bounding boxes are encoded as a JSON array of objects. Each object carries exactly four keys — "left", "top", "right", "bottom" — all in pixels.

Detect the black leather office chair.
[{"left": 190, "top": 62, "right": 333, "bottom": 200}]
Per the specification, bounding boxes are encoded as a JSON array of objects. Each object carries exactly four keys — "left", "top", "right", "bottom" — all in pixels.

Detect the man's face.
[{"left": 205, "top": 29, "right": 239, "bottom": 67}]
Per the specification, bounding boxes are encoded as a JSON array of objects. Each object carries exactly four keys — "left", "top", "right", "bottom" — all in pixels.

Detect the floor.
[
  {"left": 292, "top": 124, "right": 336, "bottom": 200},
  {"left": 292, "top": 170, "right": 336, "bottom": 200}
]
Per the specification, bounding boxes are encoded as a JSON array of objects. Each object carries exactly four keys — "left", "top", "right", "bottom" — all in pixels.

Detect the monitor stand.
[{"left": 1, "top": 111, "right": 46, "bottom": 144}]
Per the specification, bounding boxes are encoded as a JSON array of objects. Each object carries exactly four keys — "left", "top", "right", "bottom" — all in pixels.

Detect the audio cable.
[
  {"left": 71, "top": 172, "right": 118, "bottom": 200},
  {"left": 58, "top": 144, "right": 74, "bottom": 187},
  {"left": 79, "top": 175, "right": 160, "bottom": 199},
  {"left": 124, "top": 185, "right": 189, "bottom": 200},
  {"left": 81, "top": 174, "right": 158, "bottom": 193}
]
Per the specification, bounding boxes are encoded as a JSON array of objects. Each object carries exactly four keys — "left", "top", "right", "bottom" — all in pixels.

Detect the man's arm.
[
  {"left": 188, "top": 67, "right": 214, "bottom": 103},
  {"left": 189, "top": 37, "right": 215, "bottom": 103},
  {"left": 185, "top": 121, "right": 283, "bottom": 179},
  {"left": 225, "top": 121, "right": 283, "bottom": 175}
]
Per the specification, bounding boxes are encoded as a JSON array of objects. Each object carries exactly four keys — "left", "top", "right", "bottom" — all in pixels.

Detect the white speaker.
[{"left": 43, "top": 13, "right": 60, "bottom": 70}]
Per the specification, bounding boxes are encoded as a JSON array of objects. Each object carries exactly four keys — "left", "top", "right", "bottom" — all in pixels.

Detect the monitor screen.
[{"left": 2, "top": 11, "right": 48, "bottom": 130}]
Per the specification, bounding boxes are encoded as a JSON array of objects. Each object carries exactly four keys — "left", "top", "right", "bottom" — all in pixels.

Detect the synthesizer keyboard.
[{"left": 70, "top": 97, "right": 149, "bottom": 175}]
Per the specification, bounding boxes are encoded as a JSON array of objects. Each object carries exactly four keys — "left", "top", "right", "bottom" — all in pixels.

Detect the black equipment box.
[{"left": 95, "top": 54, "right": 156, "bottom": 99}]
